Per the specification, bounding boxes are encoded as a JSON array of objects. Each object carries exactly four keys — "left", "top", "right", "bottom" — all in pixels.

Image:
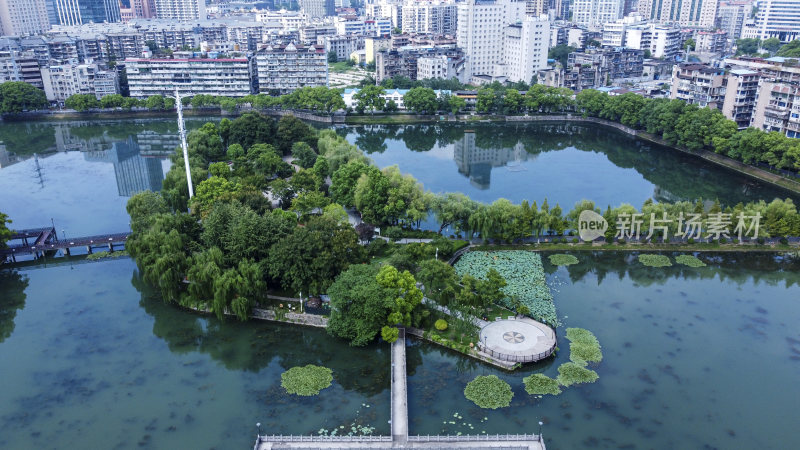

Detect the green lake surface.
[
  {"left": 1, "top": 253, "right": 799, "bottom": 449},
  {"left": 1, "top": 118, "right": 799, "bottom": 449}
]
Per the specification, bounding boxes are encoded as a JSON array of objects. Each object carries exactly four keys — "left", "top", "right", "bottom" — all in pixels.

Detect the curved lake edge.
[{"left": 10, "top": 108, "right": 800, "bottom": 195}]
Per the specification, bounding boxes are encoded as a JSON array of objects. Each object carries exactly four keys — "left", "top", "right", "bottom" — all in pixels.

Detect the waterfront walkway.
[
  {"left": 254, "top": 327, "right": 546, "bottom": 450},
  {"left": 1, "top": 226, "right": 129, "bottom": 262}
]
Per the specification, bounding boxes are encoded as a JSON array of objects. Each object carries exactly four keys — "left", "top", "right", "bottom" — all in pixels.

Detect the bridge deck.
[
  {"left": 254, "top": 434, "right": 544, "bottom": 449},
  {"left": 1, "top": 232, "right": 129, "bottom": 257},
  {"left": 391, "top": 328, "right": 408, "bottom": 443}
]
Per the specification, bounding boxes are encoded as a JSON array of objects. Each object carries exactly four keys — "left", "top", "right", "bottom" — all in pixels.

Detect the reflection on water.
[
  {"left": 1, "top": 253, "right": 799, "bottom": 449},
  {"left": 346, "top": 122, "right": 800, "bottom": 208},
  {"left": 0, "top": 118, "right": 213, "bottom": 235}
]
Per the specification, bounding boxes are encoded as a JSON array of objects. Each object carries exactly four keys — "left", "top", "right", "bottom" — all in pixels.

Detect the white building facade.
[
  {"left": 254, "top": 43, "right": 328, "bottom": 95},
  {"left": 457, "top": 0, "right": 526, "bottom": 79},
  {"left": 125, "top": 57, "right": 251, "bottom": 98},
  {"left": 572, "top": 0, "right": 623, "bottom": 31},
  {"left": 401, "top": 0, "right": 458, "bottom": 35},
  {"left": 153, "top": 0, "right": 206, "bottom": 21},
  {"left": 742, "top": 0, "right": 800, "bottom": 43},
  {"left": 637, "top": 0, "right": 718, "bottom": 27},
  {"left": 0, "top": 0, "right": 50, "bottom": 36}
]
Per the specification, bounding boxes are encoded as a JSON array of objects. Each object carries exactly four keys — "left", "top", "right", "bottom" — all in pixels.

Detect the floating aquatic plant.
[
  {"left": 522, "top": 374, "right": 562, "bottom": 396},
  {"left": 280, "top": 365, "right": 333, "bottom": 396},
  {"left": 463, "top": 375, "right": 513, "bottom": 409},
  {"left": 638, "top": 254, "right": 672, "bottom": 267},
  {"left": 675, "top": 254, "right": 706, "bottom": 267},
  {"left": 548, "top": 254, "right": 579, "bottom": 266},
  {"left": 454, "top": 251, "right": 558, "bottom": 326},
  {"left": 556, "top": 362, "right": 599, "bottom": 387},
  {"left": 566, "top": 328, "right": 603, "bottom": 364}
]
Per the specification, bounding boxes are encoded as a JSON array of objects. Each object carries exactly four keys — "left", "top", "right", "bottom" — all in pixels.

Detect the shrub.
[
  {"left": 523, "top": 374, "right": 561, "bottom": 396},
  {"left": 434, "top": 319, "right": 448, "bottom": 331},
  {"left": 281, "top": 365, "right": 333, "bottom": 396},
  {"left": 384, "top": 226, "right": 403, "bottom": 241},
  {"left": 688, "top": 238, "right": 695, "bottom": 244},
  {"left": 757, "top": 237, "right": 765, "bottom": 245},
  {"left": 464, "top": 375, "right": 514, "bottom": 409},
  {"left": 572, "top": 238, "right": 579, "bottom": 243},
  {"left": 719, "top": 238, "right": 727, "bottom": 244},
  {"left": 638, "top": 254, "right": 672, "bottom": 267},
  {"left": 548, "top": 254, "right": 579, "bottom": 266},
  {"left": 675, "top": 254, "right": 706, "bottom": 267},
  {"left": 556, "top": 362, "right": 598, "bottom": 387},
  {"left": 780, "top": 237, "right": 789, "bottom": 245}
]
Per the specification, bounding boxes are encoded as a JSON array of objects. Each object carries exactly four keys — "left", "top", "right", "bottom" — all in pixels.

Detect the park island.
[{"left": 1, "top": 111, "right": 800, "bottom": 450}]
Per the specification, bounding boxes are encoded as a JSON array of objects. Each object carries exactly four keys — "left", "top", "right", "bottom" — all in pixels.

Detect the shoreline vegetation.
[
  {"left": 2, "top": 81, "right": 799, "bottom": 194},
  {"left": 63, "top": 107, "right": 800, "bottom": 368},
  {"left": 7, "top": 109, "right": 800, "bottom": 195}
]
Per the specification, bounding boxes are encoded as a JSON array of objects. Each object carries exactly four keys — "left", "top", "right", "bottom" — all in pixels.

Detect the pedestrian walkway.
[{"left": 391, "top": 329, "right": 408, "bottom": 443}]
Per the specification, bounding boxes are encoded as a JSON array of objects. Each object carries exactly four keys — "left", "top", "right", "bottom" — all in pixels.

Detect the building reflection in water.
[{"left": 452, "top": 131, "right": 535, "bottom": 189}]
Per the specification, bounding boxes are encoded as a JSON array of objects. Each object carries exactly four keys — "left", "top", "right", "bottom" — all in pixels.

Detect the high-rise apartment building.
[
  {"left": 503, "top": 16, "right": 549, "bottom": 83},
  {"left": 525, "top": 0, "right": 547, "bottom": 16},
  {"left": 716, "top": 1, "right": 752, "bottom": 40},
  {"left": 742, "top": 0, "right": 800, "bottom": 43},
  {"left": 132, "top": 0, "right": 156, "bottom": 18},
  {"left": 50, "top": 0, "right": 121, "bottom": 26},
  {"left": 0, "top": 0, "right": 51, "bottom": 36},
  {"left": 572, "top": 0, "right": 623, "bottom": 30},
  {"left": 457, "top": 0, "right": 526, "bottom": 79},
  {"left": 637, "top": 0, "right": 718, "bottom": 27},
  {"left": 401, "top": 0, "right": 458, "bottom": 35},
  {"left": 300, "top": 0, "right": 335, "bottom": 18},
  {"left": 153, "top": 0, "right": 204, "bottom": 21}
]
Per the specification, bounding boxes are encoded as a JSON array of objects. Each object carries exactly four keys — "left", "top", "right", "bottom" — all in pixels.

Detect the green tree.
[
  {"left": 327, "top": 264, "right": 395, "bottom": 346},
  {"left": 331, "top": 161, "right": 377, "bottom": 207},
  {"left": 144, "top": 95, "right": 166, "bottom": 110},
  {"left": 403, "top": 87, "right": 438, "bottom": 114},
  {"left": 777, "top": 39, "right": 800, "bottom": 57},
  {"left": 683, "top": 38, "right": 696, "bottom": 51},
  {"left": 227, "top": 112, "right": 276, "bottom": 150},
  {"left": 762, "top": 37, "right": 781, "bottom": 53},
  {"left": 416, "top": 258, "right": 458, "bottom": 306},
  {"left": 99, "top": 94, "right": 124, "bottom": 108},
  {"left": 291, "top": 142, "right": 317, "bottom": 168},
  {"left": 126, "top": 191, "right": 170, "bottom": 234},
  {"left": 65, "top": 94, "right": 100, "bottom": 111},
  {"left": 187, "top": 122, "right": 225, "bottom": 161},
  {"left": 0, "top": 81, "right": 48, "bottom": 114},
  {"left": 328, "top": 51, "right": 338, "bottom": 62},
  {"left": 448, "top": 94, "right": 466, "bottom": 114},
  {"left": 548, "top": 44, "right": 576, "bottom": 68},
  {"left": 0, "top": 211, "right": 12, "bottom": 249},
  {"left": 268, "top": 216, "right": 364, "bottom": 295},
  {"left": 276, "top": 114, "right": 317, "bottom": 155},
  {"left": 376, "top": 265, "right": 423, "bottom": 330},
  {"left": 191, "top": 176, "right": 241, "bottom": 217},
  {"left": 353, "top": 85, "right": 386, "bottom": 114},
  {"left": 384, "top": 99, "right": 399, "bottom": 112},
  {"left": 736, "top": 38, "right": 761, "bottom": 55}
]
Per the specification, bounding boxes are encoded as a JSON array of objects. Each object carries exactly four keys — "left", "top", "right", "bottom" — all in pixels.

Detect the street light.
[
  {"left": 256, "top": 422, "right": 262, "bottom": 438},
  {"left": 538, "top": 420, "right": 543, "bottom": 436}
]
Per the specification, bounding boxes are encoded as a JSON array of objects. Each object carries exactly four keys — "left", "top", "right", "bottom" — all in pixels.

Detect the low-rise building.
[
  {"left": 0, "top": 51, "right": 43, "bottom": 89},
  {"left": 376, "top": 46, "right": 465, "bottom": 83},
  {"left": 319, "top": 35, "right": 364, "bottom": 61},
  {"left": 41, "top": 62, "right": 117, "bottom": 102},
  {"left": 695, "top": 30, "right": 728, "bottom": 55},
  {"left": 254, "top": 43, "right": 328, "bottom": 95},
  {"left": 416, "top": 53, "right": 466, "bottom": 81},
  {"left": 125, "top": 57, "right": 252, "bottom": 98},
  {"left": 565, "top": 47, "right": 644, "bottom": 91},
  {"left": 669, "top": 63, "right": 726, "bottom": 110}
]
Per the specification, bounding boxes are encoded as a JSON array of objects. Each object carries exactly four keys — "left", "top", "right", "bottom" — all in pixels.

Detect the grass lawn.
[{"left": 329, "top": 62, "right": 356, "bottom": 73}]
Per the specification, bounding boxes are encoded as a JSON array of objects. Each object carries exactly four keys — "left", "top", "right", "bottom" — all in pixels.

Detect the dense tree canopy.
[
  {"left": 0, "top": 82, "right": 48, "bottom": 114},
  {"left": 327, "top": 264, "right": 395, "bottom": 346}
]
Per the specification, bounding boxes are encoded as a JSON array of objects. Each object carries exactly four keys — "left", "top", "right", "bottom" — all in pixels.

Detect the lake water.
[
  {"left": 1, "top": 117, "right": 799, "bottom": 449},
  {"left": 1, "top": 253, "right": 799, "bottom": 449}
]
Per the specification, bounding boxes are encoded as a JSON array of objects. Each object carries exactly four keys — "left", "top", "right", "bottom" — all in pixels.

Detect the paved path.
[
  {"left": 478, "top": 318, "right": 557, "bottom": 363},
  {"left": 391, "top": 330, "right": 408, "bottom": 443}
]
